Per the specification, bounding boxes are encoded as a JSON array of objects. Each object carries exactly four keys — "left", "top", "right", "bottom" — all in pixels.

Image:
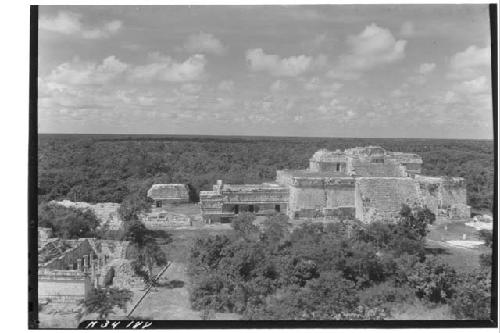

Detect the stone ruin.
[
  {"left": 198, "top": 146, "right": 471, "bottom": 224},
  {"left": 38, "top": 228, "right": 144, "bottom": 304},
  {"left": 147, "top": 183, "right": 190, "bottom": 207},
  {"left": 51, "top": 200, "right": 123, "bottom": 230}
]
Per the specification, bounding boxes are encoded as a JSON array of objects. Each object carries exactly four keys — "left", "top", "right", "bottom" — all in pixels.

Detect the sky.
[{"left": 38, "top": 5, "right": 493, "bottom": 139}]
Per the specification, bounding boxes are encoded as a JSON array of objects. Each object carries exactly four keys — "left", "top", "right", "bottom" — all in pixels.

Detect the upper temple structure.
[{"left": 197, "top": 146, "right": 470, "bottom": 224}]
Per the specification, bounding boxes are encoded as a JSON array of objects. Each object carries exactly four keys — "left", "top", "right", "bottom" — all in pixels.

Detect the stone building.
[
  {"left": 199, "top": 146, "right": 470, "bottom": 223},
  {"left": 38, "top": 228, "right": 142, "bottom": 303},
  {"left": 147, "top": 184, "right": 190, "bottom": 207}
]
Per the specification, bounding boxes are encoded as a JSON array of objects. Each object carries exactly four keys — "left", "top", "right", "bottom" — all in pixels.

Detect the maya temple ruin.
[
  {"left": 38, "top": 145, "right": 471, "bottom": 305},
  {"left": 196, "top": 146, "right": 470, "bottom": 224}
]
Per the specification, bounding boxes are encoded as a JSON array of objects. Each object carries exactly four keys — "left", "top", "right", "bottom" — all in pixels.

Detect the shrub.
[
  {"left": 479, "top": 253, "right": 492, "bottom": 269},
  {"left": 38, "top": 202, "right": 100, "bottom": 239},
  {"left": 478, "top": 229, "right": 493, "bottom": 248},
  {"left": 450, "top": 269, "right": 491, "bottom": 320},
  {"left": 407, "top": 256, "right": 457, "bottom": 303}
]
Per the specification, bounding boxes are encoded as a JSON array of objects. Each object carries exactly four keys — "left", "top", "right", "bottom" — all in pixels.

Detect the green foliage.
[
  {"left": 398, "top": 204, "right": 435, "bottom": 240},
  {"left": 79, "top": 287, "right": 133, "bottom": 320},
  {"left": 231, "top": 213, "right": 259, "bottom": 240},
  {"left": 38, "top": 202, "right": 100, "bottom": 239},
  {"left": 124, "top": 220, "right": 170, "bottom": 282},
  {"left": 407, "top": 256, "right": 457, "bottom": 303},
  {"left": 118, "top": 190, "right": 152, "bottom": 222},
  {"left": 479, "top": 253, "right": 492, "bottom": 269},
  {"left": 478, "top": 229, "right": 493, "bottom": 248},
  {"left": 450, "top": 269, "right": 491, "bottom": 320}
]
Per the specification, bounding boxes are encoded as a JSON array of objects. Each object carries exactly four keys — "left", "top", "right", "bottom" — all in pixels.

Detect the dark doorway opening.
[
  {"left": 234, "top": 205, "right": 239, "bottom": 214},
  {"left": 156, "top": 201, "right": 162, "bottom": 208},
  {"left": 249, "top": 205, "right": 254, "bottom": 213},
  {"left": 275, "top": 205, "right": 281, "bottom": 213}
]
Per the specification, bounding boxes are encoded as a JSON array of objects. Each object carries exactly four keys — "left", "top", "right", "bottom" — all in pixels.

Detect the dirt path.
[{"left": 130, "top": 262, "right": 201, "bottom": 320}]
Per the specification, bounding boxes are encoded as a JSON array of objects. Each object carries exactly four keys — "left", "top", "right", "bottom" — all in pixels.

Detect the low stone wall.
[
  {"left": 52, "top": 200, "right": 123, "bottom": 230},
  {"left": 142, "top": 211, "right": 192, "bottom": 228},
  {"left": 38, "top": 270, "right": 91, "bottom": 302}
]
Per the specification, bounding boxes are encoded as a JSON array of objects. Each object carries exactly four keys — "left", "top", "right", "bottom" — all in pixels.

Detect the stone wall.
[
  {"left": 355, "top": 177, "right": 421, "bottom": 223},
  {"left": 38, "top": 270, "right": 91, "bottom": 302},
  {"left": 416, "top": 175, "right": 470, "bottom": 219},
  {"left": 142, "top": 211, "right": 192, "bottom": 228},
  {"left": 38, "top": 227, "right": 53, "bottom": 248},
  {"left": 52, "top": 200, "right": 123, "bottom": 230},
  {"left": 40, "top": 239, "right": 95, "bottom": 270},
  {"left": 288, "top": 178, "right": 355, "bottom": 218}
]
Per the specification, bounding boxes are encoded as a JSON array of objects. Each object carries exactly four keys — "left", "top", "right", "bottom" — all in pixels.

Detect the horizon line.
[{"left": 37, "top": 132, "right": 494, "bottom": 141}]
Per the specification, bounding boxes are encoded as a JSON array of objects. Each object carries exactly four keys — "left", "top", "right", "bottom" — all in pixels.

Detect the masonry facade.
[{"left": 199, "top": 146, "right": 470, "bottom": 223}]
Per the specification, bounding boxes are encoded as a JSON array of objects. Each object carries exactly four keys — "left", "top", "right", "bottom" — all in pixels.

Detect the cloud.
[
  {"left": 40, "top": 11, "right": 123, "bottom": 39},
  {"left": 455, "top": 76, "right": 490, "bottom": 94},
  {"left": 246, "top": 48, "right": 313, "bottom": 77},
  {"left": 45, "top": 56, "right": 129, "bottom": 85},
  {"left": 400, "top": 21, "right": 415, "bottom": 37},
  {"left": 217, "top": 80, "right": 234, "bottom": 92},
  {"left": 81, "top": 20, "right": 123, "bottom": 39},
  {"left": 404, "top": 62, "right": 437, "bottom": 86},
  {"left": 448, "top": 45, "right": 490, "bottom": 79},
  {"left": 129, "top": 54, "right": 206, "bottom": 82},
  {"left": 329, "top": 24, "right": 406, "bottom": 80},
  {"left": 39, "top": 11, "right": 82, "bottom": 35},
  {"left": 184, "top": 32, "right": 226, "bottom": 55},
  {"left": 417, "top": 62, "right": 436, "bottom": 75},
  {"left": 270, "top": 80, "right": 288, "bottom": 92}
]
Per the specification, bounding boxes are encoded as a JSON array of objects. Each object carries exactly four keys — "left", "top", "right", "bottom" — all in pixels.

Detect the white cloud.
[
  {"left": 184, "top": 32, "right": 226, "bottom": 55},
  {"left": 217, "top": 80, "right": 234, "bottom": 92},
  {"left": 45, "top": 56, "right": 129, "bottom": 85},
  {"left": 417, "top": 63, "right": 436, "bottom": 75},
  {"left": 270, "top": 80, "right": 288, "bottom": 92},
  {"left": 129, "top": 54, "right": 206, "bottom": 82},
  {"left": 246, "top": 48, "right": 313, "bottom": 77},
  {"left": 40, "top": 11, "right": 122, "bottom": 39},
  {"left": 456, "top": 76, "right": 489, "bottom": 94},
  {"left": 329, "top": 24, "right": 406, "bottom": 80},
  {"left": 82, "top": 20, "right": 123, "bottom": 39},
  {"left": 448, "top": 45, "right": 490, "bottom": 79},
  {"left": 400, "top": 21, "right": 415, "bottom": 37},
  {"left": 39, "top": 11, "right": 82, "bottom": 35},
  {"left": 320, "top": 83, "right": 343, "bottom": 98}
]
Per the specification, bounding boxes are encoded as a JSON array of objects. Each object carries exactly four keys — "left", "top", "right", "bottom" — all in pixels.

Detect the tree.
[
  {"left": 407, "top": 256, "right": 457, "bottom": 303},
  {"left": 79, "top": 287, "right": 133, "bottom": 320},
  {"left": 450, "top": 269, "right": 491, "bottom": 320},
  {"left": 125, "top": 220, "right": 169, "bottom": 283},
  {"left": 478, "top": 229, "right": 493, "bottom": 248},
  {"left": 398, "top": 204, "right": 435, "bottom": 240},
  {"left": 231, "top": 213, "right": 259, "bottom": 240},
  {"left": 38, "top": 202, "right": 100, "bottom": 239},
  {"left": 118, "top": 191, "right": 152, "bottom": 222}
]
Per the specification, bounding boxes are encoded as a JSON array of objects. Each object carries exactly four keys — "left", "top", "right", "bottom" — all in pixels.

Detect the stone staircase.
[
  {"left": 357, "top": 178, "right": 421, "bottom": 221},
  {"left": 352, "top": 160, "right": 404, "bottom": 177}
]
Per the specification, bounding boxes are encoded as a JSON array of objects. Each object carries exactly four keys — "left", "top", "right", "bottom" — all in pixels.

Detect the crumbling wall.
[
  {"left": 415, "top": 175, "right": 470, "bottom": 219},
  {"left": 52, "top": 200, "right": 123, "bottom": 230},
  {"left": 40, "top": 239, "right": 95, "bottom": 270},
  {"left": 325, "top": 186, "right": 355, "bottom": 208},
  {"left": 288, "top": 178, "right": 355, "bottom": 218},
  {"left": 416, "top": 176, "right": 442, "bottom": 215},
  {"left": 288, "top": 186, "right": 326, "bottom": 217},
  {"left": 38, "top": 270, "right": 91, "bottom": 302},
  {"left": 355, "top": 177, "right": 421, "bottom": 223},
  {"left": 38, "top": 227, "right": 53, "bottom": 248},
  {"left": 142, "top": 211, "right": 191, "bottom": 228}
]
